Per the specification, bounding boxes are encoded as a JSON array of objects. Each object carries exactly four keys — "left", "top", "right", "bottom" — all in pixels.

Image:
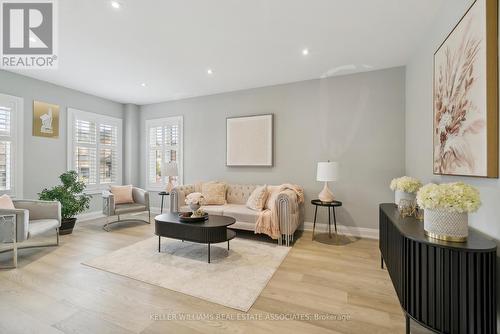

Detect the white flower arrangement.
[
  {"left": 390, "top": 176, "right": 422, "bottom": 194},
  {"left": 416, "top": 182, "right": 481, "bottom": 213},
  {"left": 185, "top": 194, "right": 204, "bottom": 205}
]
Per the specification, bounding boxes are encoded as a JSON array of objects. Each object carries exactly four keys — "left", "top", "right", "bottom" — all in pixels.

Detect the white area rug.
[{"left": 83, "top": 237, "right": 290, "bottom": 311}]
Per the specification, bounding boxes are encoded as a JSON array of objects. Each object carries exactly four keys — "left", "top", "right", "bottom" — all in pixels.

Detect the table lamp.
[
  {"left": 163, "top": 161, "right": 179, "bottom": 192},
  {"left": 316, "top": 161, "right": 338, "bottom": 202}
]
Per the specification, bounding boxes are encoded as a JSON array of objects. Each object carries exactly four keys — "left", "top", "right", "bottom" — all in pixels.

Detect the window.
[
  {"left": 68, "top": 108, "right": 122, "bottom": 192},
  {"left": 145, "top": 116, "right": 183, "bottom": 190},
  {"left": 0, "top": 93, "right": 23, "bottom": 198}
]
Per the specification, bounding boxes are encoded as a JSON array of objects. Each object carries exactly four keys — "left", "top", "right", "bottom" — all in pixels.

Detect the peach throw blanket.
[{"left": 255, "top": 184, "right": 304, "bottom": 239}]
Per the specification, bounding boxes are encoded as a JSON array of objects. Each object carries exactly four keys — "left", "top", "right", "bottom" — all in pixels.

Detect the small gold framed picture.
[{"left": 33, "top": 100, "right": 59, "bottom": 138}]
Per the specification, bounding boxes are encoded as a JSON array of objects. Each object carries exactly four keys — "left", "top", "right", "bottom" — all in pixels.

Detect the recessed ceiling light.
[
  {"left": 140, "top": 83, "right": 147, "bottom": 87},
  {"left": 111, "top": 1, "right": 121, "bottom": 9},
  {"left": 302, "top": 48, "right": 309, "bottom": 56},
  {"left": 207, "top": 68, "right": 213, "bottom": 75}
]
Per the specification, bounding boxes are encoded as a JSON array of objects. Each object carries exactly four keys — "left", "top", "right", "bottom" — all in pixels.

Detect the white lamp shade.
[
  {"left": 163, "top": 161, "right": 179, "bottom": 176},
  {"left": 316, "top": 161, "right": 338, "bottom": 182}
]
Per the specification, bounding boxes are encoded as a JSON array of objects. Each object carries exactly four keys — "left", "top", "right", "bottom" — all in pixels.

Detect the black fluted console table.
[{"left": 379, "top": 203, "right": 497, "bottom": 334}]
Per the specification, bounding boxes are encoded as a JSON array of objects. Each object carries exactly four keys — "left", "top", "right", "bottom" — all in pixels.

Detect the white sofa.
[{"left": 170, "top": 183, "right": 303, "bottom": 246}]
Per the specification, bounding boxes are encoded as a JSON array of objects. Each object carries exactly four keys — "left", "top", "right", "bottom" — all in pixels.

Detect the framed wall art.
[
  {"left": 433, "top": 0, "right": 498, "bottom": 177},
  {"left": 33, "top": 100, "right": 60, "bottom": 138},
  {"left": 226, "top": 114, "right": 273, "bottom": 167}
]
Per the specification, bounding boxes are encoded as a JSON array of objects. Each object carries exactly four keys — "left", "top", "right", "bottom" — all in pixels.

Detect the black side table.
[
  {"left": 311, "top": 199, "right": 342, "bottom": 240},
  {"left": 158, "top": 191, "right": 169, "bottom": 213}
]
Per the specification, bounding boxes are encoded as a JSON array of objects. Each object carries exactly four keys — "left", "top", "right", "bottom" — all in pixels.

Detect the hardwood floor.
[{"left": 0, "top": 215, "right": 428, "bottom": 334}]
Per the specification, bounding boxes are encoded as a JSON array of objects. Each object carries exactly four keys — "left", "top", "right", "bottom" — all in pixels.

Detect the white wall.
[
  {"left": 124, "top": 103, "right": 141, "bottom": 185},
  {"left": 0, "top": 70, "right": 124, "bottom": 212},
  {"left": 140, "top": 67, "right": 406, "bottom": 229}
]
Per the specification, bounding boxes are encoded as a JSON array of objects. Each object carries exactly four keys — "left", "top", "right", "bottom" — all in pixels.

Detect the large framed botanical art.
[
  {"left": 433, "top": 0, "right": 498, "bottom": 178},
  {"left": 226, "top": 114, "right": 273, "bottom": 166}
]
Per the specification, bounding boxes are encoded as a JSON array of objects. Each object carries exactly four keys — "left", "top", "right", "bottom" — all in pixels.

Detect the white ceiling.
[{"left": 8, "top": 0, "right": 444, "bottom": 105}]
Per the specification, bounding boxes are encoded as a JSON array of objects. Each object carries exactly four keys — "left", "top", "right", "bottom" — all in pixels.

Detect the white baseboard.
[
  {"left": 75, "top": 210, "right": 379, "bottom": 239},
  {"left": 301, "top": 221, "right": 379, "bottom": 239}
]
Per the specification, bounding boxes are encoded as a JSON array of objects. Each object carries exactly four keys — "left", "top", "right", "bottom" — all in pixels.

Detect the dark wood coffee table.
[{"left": 154, "top": 212, "right": 236, "bottom": 263}]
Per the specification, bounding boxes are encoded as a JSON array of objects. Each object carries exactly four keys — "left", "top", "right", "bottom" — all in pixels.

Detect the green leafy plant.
[{"left": 39, "top": 170, "right": 91, "bottom": 220}]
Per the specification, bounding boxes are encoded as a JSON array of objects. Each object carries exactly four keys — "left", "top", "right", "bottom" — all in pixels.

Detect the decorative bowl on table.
[{"left": 178, "top": 210, "right": 209, "bottom": 222}]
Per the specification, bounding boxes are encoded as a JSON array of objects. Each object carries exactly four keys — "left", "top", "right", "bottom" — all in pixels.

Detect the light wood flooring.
[{"left": 0, "top": 215, "right": 430, "bottom": 334}]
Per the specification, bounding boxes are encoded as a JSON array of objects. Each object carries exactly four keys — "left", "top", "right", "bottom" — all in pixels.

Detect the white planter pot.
[
  {"left": 424, "top": 209, "right": 468, "bottom": 242},
  {"left": 395, "top": 190, "right": 416, "bottom": 205}
]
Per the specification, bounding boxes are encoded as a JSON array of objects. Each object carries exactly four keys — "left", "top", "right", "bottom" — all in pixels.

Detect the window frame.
[
  {"left": 67, "top": 108, "right": 123, "bottom": 194},
  {"left": 0, "top": 93, "right": 23, "bottom": 199},
  {"left": 145, "top": 116, "right": 183, "bottom": 191}
]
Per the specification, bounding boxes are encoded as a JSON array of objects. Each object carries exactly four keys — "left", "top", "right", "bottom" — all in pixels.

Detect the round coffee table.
[{"left": 154, "top": 212, "right": 236, "bottom": 263}]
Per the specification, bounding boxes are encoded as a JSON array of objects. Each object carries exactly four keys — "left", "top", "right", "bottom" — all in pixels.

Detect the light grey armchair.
[
  {"left": 0, "top": 199, "right": 61, "bottom": 269},
  {"left": 102, "top": 187, "right": 150, "bottom": 231}
]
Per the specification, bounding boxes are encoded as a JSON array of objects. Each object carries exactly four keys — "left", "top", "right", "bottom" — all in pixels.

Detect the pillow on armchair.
[
  {"left": 201, "top": 182, "right": 227, "bottom": 205},
  {"left": 110, "top": 185, "right": 134, "bottom": 204},
  {"left": 0, "top": 194, "right": 15, "bottom": 209}
]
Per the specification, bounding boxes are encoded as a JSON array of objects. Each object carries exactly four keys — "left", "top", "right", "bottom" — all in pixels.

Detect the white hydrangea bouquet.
[
  {"left": 416, "top": 182, "right": 481, "bottom": 242},
  {"left": 390, "top": 176, "right": 422, "bottom": 204}
]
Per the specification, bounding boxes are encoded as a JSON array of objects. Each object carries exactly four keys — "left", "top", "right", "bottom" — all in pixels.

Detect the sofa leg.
[{"left": 56, "top": 228, "right": 59, "bottom": 245}]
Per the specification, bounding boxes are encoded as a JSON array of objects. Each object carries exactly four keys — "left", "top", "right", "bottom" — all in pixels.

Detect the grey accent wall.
[
  {"left": 124, "top": 103, "right": 140, "bottom": 185},
  {"left": 140, "top": 67, "right": 406, "bottom": 229},
  {"left": 405, "top": 0, "right": 500, "bottom": 327},
  {"left": 0, "top": 70, "right": 124, "bottom": 212}
]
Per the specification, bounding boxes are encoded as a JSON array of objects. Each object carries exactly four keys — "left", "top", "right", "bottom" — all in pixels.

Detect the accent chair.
[
  {"left": 102, "top": 187, "right": 150, "bottom": 231},
  {"left": 0, "top": 199, "right": 61, "bottom": 269}
]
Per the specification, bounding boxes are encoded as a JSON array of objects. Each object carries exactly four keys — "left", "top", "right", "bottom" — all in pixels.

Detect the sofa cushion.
[
  {"left": 180, "top": 205, "right": 226, "bottom": 216},
  {"left": 223, "top": 204, "right": 260, "bottom": 224},
  {"left": 226, "top": 184, "right": 258, "bottom": 204},
  {"left": 246, "top": 185, "right": 268, "bottom": 211},
  {"left": 201, "top": 205, "right": 226, "bottom": 216},
  {"left": 28, "top": 219, "right": 59, "bottom": 238},
  {"left": 201, "top": 182, "right": 227, "bottom": 205}
]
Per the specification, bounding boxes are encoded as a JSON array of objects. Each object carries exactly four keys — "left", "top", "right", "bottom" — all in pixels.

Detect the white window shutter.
[
  {"left": 146, "top": 116, "right": 183, "bottom": 190},
  {"left": 68, "top": 108, "right": 122, "bottom": 192}
]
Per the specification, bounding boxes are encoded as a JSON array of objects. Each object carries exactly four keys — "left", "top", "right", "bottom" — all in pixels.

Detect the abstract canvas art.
[
  {"left": 433, "top": 0, "right": 498, "bottom": 177},
  {"left": 33, "top": 100, "right": 60, "bottom": 138},
  {"left": 226, "top": 114, "right": 273, "bottom": 166}
]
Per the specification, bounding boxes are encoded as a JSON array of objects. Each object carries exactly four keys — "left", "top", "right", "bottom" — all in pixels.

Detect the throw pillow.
[
  {"left": 0, "top": 194, "right": 15, "bottom": 209},
  {"left": 201, "top": 182, "right": 227, "bottom": 205},
  {"left": 246, "top": 185, "right": 268, "bottom": 211},
  {"left": 110, "top": 185, "right": 134, "bottom": 205}
]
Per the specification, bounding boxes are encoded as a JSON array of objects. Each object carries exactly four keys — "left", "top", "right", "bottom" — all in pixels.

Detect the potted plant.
[
  {"left": 416, "top": 182, "right": 481, "bottom": 242},
  {"left": 39, "top": 170, "right": 91, "bottom": 235},
  {"left": 390, "top": 176, "right": 422, "bottom": 204}
]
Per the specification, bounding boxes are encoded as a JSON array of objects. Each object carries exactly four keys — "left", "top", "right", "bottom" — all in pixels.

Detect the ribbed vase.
[{"left": 424, "top": 209, "right": 468, "bottom": 242}]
